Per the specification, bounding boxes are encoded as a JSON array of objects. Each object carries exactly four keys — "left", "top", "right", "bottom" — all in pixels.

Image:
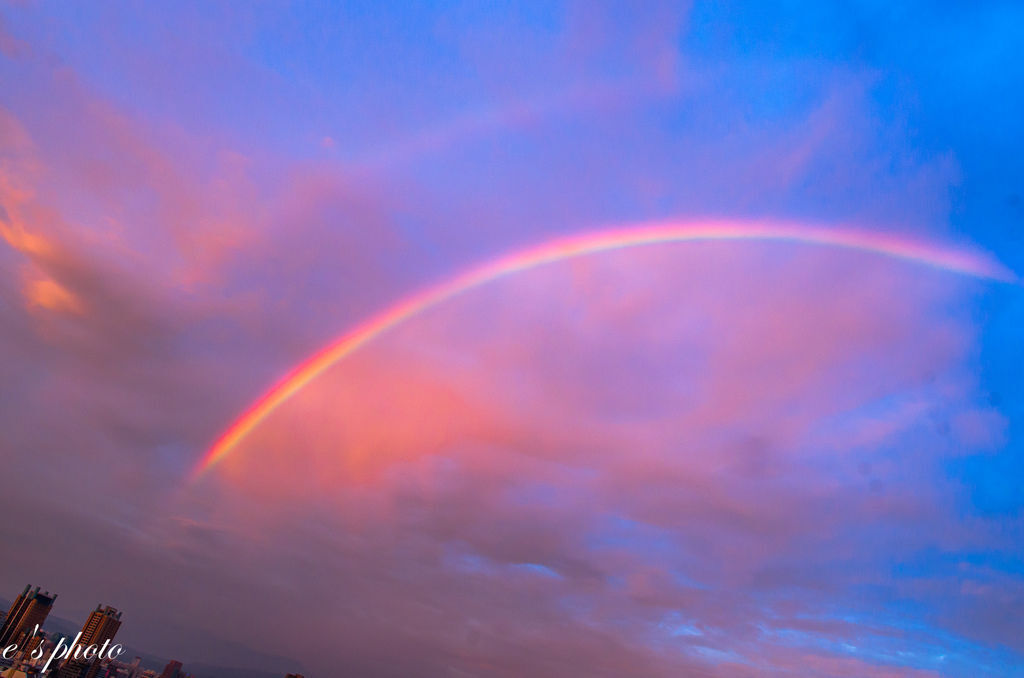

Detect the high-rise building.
[
  {"left": 158, "top": 660, "right": 182, "bottom": 678},
  {"left": 55, "top": 605, "right": 122, "bottom": 678},
  {"left": 78, "top": 605, "right": 122, "bottom": 647},
  {"left": 0, "top": 585, "right": 57, "bottom": 649}
]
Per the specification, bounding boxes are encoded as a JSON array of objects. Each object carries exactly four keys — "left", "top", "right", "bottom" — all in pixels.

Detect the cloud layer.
[
  {"left": 187, "top": 247, "right": 1010, "bottom": 677},
  {"left": 0, "top": 2, "right": 1021, "bottom": 677}
]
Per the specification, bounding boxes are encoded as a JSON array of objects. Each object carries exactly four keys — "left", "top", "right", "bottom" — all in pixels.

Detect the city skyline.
[{"left": 0, "top": 582, "right": 295, "bottom": 678}]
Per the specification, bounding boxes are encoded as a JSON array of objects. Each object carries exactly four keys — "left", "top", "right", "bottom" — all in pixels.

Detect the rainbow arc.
[{"left": 193, "top": 219, "right": 1014, "bottom": 478}]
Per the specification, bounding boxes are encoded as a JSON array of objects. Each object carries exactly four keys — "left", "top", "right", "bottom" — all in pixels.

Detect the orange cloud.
[{"left": 24, "top": 275, "right": 84, "bottom": 314}]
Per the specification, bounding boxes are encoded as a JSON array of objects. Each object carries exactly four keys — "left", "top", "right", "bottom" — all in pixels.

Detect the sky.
[{"left": 0, "top": 2, "right": 1022, "bottom": 677}]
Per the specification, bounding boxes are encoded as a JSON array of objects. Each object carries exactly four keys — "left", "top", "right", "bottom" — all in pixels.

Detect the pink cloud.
[
  {"left": 0, "top": 12, "right": 1016, "bottom": 674},
  {"left": 178, "top": 243, "right": 1006, "bottom": 676}
]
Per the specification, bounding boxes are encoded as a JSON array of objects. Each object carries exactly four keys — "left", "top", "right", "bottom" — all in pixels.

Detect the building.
[
  {"left": 0, "top": 586, "right": 56, "bottom": 649},
  {"left": 55, "top": 605, "right": 122, "bottom": 678},
  {"left": 77, "top": 606, "right": 122, "bottom": 648},
  {"left": 56, "top": 660, "right": 90, "bottom": 678},
  {"left": 157, "top": 660, "right": 182, "bottom": 678}
]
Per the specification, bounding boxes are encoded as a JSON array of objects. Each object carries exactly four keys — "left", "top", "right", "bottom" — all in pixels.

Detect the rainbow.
[{"left": 192, "top": 219, "right": 1014, "bottom": 478}]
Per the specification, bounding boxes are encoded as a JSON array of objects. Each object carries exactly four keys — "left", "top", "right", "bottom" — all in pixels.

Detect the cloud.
[
  {"left": 0, "top": 4, "right": 1020, "bottom": 676},
  {"left": 184, "top": 245, "right": 1015, "bottom": 676}
]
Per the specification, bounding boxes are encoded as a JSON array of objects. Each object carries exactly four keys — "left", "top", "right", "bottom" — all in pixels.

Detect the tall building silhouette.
[
  {"left": 77, "top": 605, "right": 122, "bottom": 647},
  {"left": 55, "top": 605, "right": 122, "bottom": 678},
  {"left": 158, "top": 659, "right": 183, "bottom": 678},
  {"left": 0, "top": 585, "right": 56, "bottom": 649}
]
